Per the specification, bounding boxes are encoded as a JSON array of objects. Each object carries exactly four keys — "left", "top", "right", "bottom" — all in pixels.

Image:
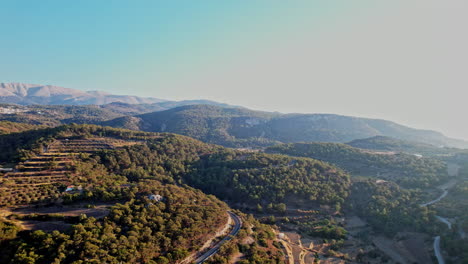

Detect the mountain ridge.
[
  {"left": 2, "top": 82, "right": 467, "bottom": 149},
  {"left": 0, "top": 82, "right": 166, "bottom": 105},
  {"left": 103, "top": 104, "right": 468, "bottom": 149}
]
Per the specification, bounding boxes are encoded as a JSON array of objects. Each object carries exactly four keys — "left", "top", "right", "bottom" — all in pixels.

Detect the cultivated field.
[{"left": 0, "top": 138, "right": 136, "bottom": 207}]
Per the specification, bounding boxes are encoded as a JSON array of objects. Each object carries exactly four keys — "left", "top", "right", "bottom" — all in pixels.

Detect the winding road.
[
  {"left": 195, "top": 211, "right": 242, "bottom": 264},
  {"left": 433, "top": 236, "right": 445, "bottom": 264},
  {"left": 420, "top": 189, "right": 448, "bottom": 207},
  {"left": 420, "top": 178, "right": 458, "bottom": 264},
  {"left": 435, "top": 216, "right": 452, "bottom": 230}
]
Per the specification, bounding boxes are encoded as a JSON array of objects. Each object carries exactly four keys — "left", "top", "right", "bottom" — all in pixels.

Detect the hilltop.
[
  {"left": 347, "top": 135, "right": 465, "bottom": 156},
  {"left": 0, "top": 101, "right": 239, "bottom": 127}
]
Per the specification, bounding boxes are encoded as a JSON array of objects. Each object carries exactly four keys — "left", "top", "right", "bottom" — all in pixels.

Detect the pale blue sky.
[{"left": 1, "top": 1, "right": 467, "bottom": 139}]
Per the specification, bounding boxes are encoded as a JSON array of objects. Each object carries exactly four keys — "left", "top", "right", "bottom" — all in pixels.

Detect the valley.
[
  {"left": 0, "top": 114, "right": 466, "bottom": 263},
  {"left": 2, "top": 0, "right": 467, "bottom": 261},
  {"left": 0, "top": 125, "right": 289, "bottom": 263}
]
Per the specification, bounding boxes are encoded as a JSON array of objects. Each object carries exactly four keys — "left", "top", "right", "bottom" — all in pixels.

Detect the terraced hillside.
[
  {"left": 0, "top": 138, "right": 135, "bottom": 206},
  {"left": 0, "top": 125, "right": 288, "bottom": 263}
]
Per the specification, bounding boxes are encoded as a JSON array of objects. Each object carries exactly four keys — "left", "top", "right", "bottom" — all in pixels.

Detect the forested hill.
[
  {"left": 0, "top": 124, "right": 350, "bottom": 208},
  {"left": 0, "top": 125, "right": 445, "bottom": 263},
  {"left": 0, "top": 124, "right": 297, "bottom": 263},
  {"left": 103, "top": 104, "right": 280, "bottom": 147},
  {"left": 0, "top": 101, "right": 237, "bottom": 127},
  {"left": 266, "top": 142, "right": 449, "bottom": 188},
  {"left": 103, "top": 104, "right": 468, "bottom": 149},
  {"left": 185, "top": 151, "right": 350, "bottom": 208},
  {"left": 347, "top": 135, "right": 463, "bottom": 156},
  {"left": 0, "top": 121, "right": 46, "bottom": 135}
]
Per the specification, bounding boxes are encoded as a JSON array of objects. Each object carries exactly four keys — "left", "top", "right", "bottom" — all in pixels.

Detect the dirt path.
[
  {"left": 278, "top": 232, "right": 321, "bottom": 264},
  {"left": 277, "top": 237, "right": 294, "bottom": 264},
  {"left": 372, "top": 236, "right": 409, "bottom": 264},
  {"left": 12, "top": 204, "right": 112, "bottom": 218}
]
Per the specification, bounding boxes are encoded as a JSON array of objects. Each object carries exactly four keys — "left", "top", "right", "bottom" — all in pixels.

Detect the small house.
[
  {"left": 65, "top": 185, "right": 83, "bottom": 192},
  {"left": 148, "top": 194, "right": 164, "bottom": 202}
]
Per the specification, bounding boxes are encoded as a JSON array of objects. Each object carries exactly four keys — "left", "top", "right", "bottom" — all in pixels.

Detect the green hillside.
[
  {"left": 0, "top": 104, "right": 125, "bottom": 126},
  {"left": 347, "top": 135, "right": 463, "bottom": 156},
  {"left": 0, "top": 124, "right": 453, "bottom": 263},
  {"left": 103, "top": 105, "right": 468, "bottom": 149},
  {"left": 0, "top": 125, "right": 291, "bottom": 263},
  {"left": 0, "top": 121, "right": 46, "bottom": 135},
  {"left": 266, "top": 142, "right": 449, "bottom": 188}
]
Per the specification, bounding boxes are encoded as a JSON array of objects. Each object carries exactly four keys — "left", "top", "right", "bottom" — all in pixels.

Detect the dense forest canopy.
[
  {"left": 266, "top": 142, "right": 449, "bottom": 188},
  {"left": 186, "top": 151, "right": 350, "bottom": 208},
  {"left": 0, "top": 123, "right": 463, "bottom": 263},
  {"left": 0, "top": 121, "right": 46, "bottom": 135},
  {"left": 1, "top": 182, "right": 229, "bottom": 264},
  {"left": 346, "top": 180, "right": 436, "bottom": 235},
  {"left": 0, "top": 125, "right": 289, "bottom": 263},
  {"left": 347, "top": 135, "right": 465, "bottom": 157},
  {"left": 0, "top": 124, "right": 350, "bottom": 208}
]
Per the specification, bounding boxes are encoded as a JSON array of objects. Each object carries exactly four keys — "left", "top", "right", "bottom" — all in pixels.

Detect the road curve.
[
  {"left": 420, "top": 179, "right": 456, "bottom": 264},
  {"left": 420, "top": 189, "right": 448, "bottom": 207},
  {"left": 435, "top": 216, "right": 452, "bottom": 230},
  {"left": 195, "top": 211, "right": 242, "bottom": 264},
  {"left": 434, "top": 236, "right": 445, "bottom": 264}
]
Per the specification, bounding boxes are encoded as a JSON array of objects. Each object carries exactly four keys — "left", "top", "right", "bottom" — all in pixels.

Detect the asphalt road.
[
  {"left": 435, "top": 215, "right": 452, "bottom": 230},
  {"left": 195, "top": 211, "right": 242, "bottom": 264},
  {"left": 420, "top": 189, "right": 448, "bottom": 207},
  {"left": 434, "top": 236, "right": 445, "bottom": 264},
  {"left": 420, "top": 179, "right": 455, "bottom": 264}
]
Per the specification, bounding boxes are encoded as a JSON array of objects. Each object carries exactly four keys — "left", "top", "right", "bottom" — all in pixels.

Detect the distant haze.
[{"left": 1, "top": 1, "right": 467, "bottom": 140}]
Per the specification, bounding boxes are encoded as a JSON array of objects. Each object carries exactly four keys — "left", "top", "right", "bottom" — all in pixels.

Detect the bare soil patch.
[
  {"left": 398, "top": 232, "right": 433, "bottom": 264},
  {"left": 12, "top": 204, "right": 112, "bottom": 218},
  {"left": 21, "top": 220, "right": 72, "bottom": 232},
  {"left": 345, "top": 215, "right": 367, "bottom": 229}
]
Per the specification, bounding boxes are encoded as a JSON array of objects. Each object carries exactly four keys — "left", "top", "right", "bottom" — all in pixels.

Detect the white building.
[{"left": 148, "top": 194, "right": 164, "bottom": 202}]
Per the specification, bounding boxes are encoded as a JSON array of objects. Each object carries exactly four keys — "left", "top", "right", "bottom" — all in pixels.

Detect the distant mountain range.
[
  {"left": 0, "top": 83, "right": 233, "bottom": 108},
  {"left": 0, "top": 82, "right": 236, "bottom": 111},
  {"left": 1, "top": 82, "right": 467, "bottom": 149},
  {"left": 0, "top": 83, "right": 169, "bottom": 105}
]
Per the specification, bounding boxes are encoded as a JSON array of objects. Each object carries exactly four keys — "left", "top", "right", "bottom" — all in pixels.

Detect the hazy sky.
[{"left": 1, "top": 1, "right": 467, "bottom": 139}]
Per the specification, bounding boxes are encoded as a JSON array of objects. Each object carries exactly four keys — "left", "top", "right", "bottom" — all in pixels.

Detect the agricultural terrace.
[{"left": 0, "top": 138, "right": 139, "bottom": 207}]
